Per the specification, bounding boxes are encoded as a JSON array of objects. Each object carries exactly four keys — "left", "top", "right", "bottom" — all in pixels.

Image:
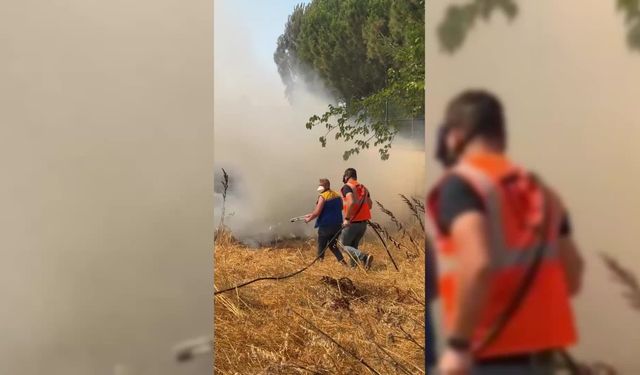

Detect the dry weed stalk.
[
  {"left": 410, "top": 197, "right": 425, "bottom": 216},
  {"left": 369, "top": 219, "right": 407, "bottom": 251},
  {"left": 371, "top": 341, "right": 414, "bottom": 375},
  {"left": 375, "top": 200, "right": 423, "bottom": 256},
  {"left": 571, "top": 252, "right": 640, "bottom": 373},
  {"left": 376, "top": 200, "right": 404, "bottom": 232},
  {"left": 403, "top": 231, "right": 423, "bottom": 257},
  {"left": 293, "top": 311, "right": 383, "bottom": 375},
  {"left": 396, "top": 324, "right": 425, "bottom": 351},
  {"left": 399, "top": 194, "right": 424, "bottom": 231},
  {"left": 600, "top": 252, "right": 640, "bottom": 312},
  {"left": 216, "top": 168, "right": 231, "bottom": 239},
  {"left": 367, "top": 221, "right": 401, "bottom": 270}
]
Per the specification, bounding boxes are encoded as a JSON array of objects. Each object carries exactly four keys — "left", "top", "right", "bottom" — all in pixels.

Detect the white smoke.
[{"left": 213, "top": 3, "right": 426, "bottom": 244}]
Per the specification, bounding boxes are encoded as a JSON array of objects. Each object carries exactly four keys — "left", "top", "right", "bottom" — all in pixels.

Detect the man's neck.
[{"left": 460, "top": 140, "right": 504, "bottom": 159}]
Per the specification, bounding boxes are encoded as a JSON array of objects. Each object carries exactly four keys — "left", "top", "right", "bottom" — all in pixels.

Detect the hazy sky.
[
  {"left": 1, "top": 1, "right": 213, "bottom": 374},
  {"left": 215, "top": 1, "right": 306, "bottom": 73}
]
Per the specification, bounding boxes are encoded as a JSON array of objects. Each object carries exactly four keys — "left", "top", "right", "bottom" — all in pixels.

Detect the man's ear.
[
  {"left": 447, "top": 127, "right": 469, "bottom": 161},
  {"left": 446, "top": 128, "right": 461, "bottom": 150}
]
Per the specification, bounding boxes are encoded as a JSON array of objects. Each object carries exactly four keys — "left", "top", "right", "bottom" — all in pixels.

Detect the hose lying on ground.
[
  {"left": 214, "top": 220, "right": 399, "bottom": 295},
  {"left": 214, "top": 227, "right": 344, "bottom": 295}
]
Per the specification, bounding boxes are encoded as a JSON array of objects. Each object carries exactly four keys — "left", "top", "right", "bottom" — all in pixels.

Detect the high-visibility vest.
[
  {"left": 426, "top": 153, "right": 577, "bottom": 359},
  {"left": 342, "top": 180, "right": 372, "bottom": 222},
  {"left": 315, "top": 189, "right": 343, "bottom": 228}
]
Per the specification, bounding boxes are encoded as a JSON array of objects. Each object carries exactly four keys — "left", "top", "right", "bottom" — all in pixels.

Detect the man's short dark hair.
[
  {"left": 446, "top": 89, "right": 506, "bottom": 149},
  {"left": 344, "top": 168, "right": 357, "bottom": 180}
]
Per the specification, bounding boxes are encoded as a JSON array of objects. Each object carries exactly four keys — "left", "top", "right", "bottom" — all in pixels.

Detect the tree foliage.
[
  {"left": 437, "top": 0, "right": 517, "bottom": 54},
  {"left": 274, "top": 4, "right": 307, "bottom": 100},
  {"left": 617, "top": 0, "right": 640, "bottom": 51},
  {"left": 274, "top": 0, "right": 425, "bottom": 160},
  {"left": 438, "top": 0, "right": 640, "bottom": 53}
]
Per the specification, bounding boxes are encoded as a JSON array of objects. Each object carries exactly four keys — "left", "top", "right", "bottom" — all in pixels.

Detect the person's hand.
[
  {"left": 342, "top": 219, "right": 350, "bottom": 227},
  {"left": 304, "top": 214, "right": 312, "bottom": 223},
  {"left": 438, "top": 347, "right": 473, "bottom": 375}
]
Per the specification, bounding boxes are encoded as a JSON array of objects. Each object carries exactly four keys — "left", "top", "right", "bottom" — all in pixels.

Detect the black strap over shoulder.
[{"left": 471, "top": 174, "right": 581, "bottom": 373}]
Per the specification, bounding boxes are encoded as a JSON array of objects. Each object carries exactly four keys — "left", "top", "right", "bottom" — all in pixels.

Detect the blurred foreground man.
[
  {"left": 426, "top": 90, "right": 584, "bottom": 375},
  {"left": 426, "top": 125, "right": 454, "bottom": 371},
  {"left": 426, "top": 237, "right": 438, "bottom": 369}
]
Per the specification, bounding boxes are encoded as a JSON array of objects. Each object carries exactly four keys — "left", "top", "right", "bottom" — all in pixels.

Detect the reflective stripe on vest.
[{"left": 426, "top": 155, "right": 577, "bottom": 359}]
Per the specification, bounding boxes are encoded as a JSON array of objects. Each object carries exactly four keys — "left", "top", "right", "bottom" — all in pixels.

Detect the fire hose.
[
  {"left": 214, "top": 221, "right": 399, "bottom": 295},
  {"left": 214, "top": 196, "right": 399, "bottom": 295},
  {"left": 214, "top": 225, "right": 344, "bottom": 295}
]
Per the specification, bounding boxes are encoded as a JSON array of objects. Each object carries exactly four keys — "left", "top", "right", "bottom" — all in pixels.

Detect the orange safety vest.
[
  {"left": 342, "top": 179, "right": 372, "bottom": 222},
  {"left": 426, "top": 153, "right": 577, "bottom": 359}
]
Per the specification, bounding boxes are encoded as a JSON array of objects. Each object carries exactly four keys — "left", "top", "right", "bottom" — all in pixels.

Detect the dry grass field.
[{"left": 214, "top": 221, "right": 426, "bottom": 375}]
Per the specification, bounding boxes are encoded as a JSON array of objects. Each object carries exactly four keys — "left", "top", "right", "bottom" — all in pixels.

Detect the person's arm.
[
  {"left": 548, "top": 189, "right": 585, "bottom": 296},
  {"left": 365, "top": 189, "right": 372, "bottom": 209},
  {"left": 342, "top": 187, "right": 354, "bottom": 222},
  {"left": 305, "top": 196, "right": 325, "bottom": 223},
  {"left": 435, "top": 175, "right": 487, "bottom": 324},
  {"left": 447, "top": 211, "right": 493, "bottom": 340},
  {"left": 557, "top": 213, "right": 584, "bottom": 296},
  {"left": 436, "top": 176, "right": 486, "bottom": 373},
  {"left": 426, "top": 236, "right": 439, "bottom": 302},
  {"left": 557, "top": 236, "right": 584, "bottom": 296}
]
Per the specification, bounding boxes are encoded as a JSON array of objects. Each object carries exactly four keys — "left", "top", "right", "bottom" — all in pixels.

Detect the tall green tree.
[
  {"left": 274, "top": 4, "right": 307, "bottom": 100},
  {"left": 274, "top": 0, "right": 425, "bottom": 160}
]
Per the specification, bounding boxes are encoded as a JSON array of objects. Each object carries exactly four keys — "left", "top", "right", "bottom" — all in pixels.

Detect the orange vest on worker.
[
  {"left": 426, "top": 153, "right": 577, "bottom": 359},
  {"left": 342, "top": 179, "right": 372, "bottom": 222}
]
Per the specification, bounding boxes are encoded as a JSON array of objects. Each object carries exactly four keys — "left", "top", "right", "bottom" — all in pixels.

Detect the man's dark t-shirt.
[
  {"left": 437, "top": 174, "right": 572, "bottom": 236},
  {"left": 341, "top": 185, "right": 354, "bottom": 198}
]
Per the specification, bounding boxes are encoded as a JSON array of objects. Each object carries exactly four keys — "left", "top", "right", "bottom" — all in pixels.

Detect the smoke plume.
[
  {"left": 214, "top": 3, "right": 426, "bottom": 245},
  {"left": 0, "top": 1, "right": 212, "bottom": 374}
]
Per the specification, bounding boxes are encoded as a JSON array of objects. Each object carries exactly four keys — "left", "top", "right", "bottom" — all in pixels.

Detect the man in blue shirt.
[{"left": 305, "top": 178, "right": 348, "bottom": 265}]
